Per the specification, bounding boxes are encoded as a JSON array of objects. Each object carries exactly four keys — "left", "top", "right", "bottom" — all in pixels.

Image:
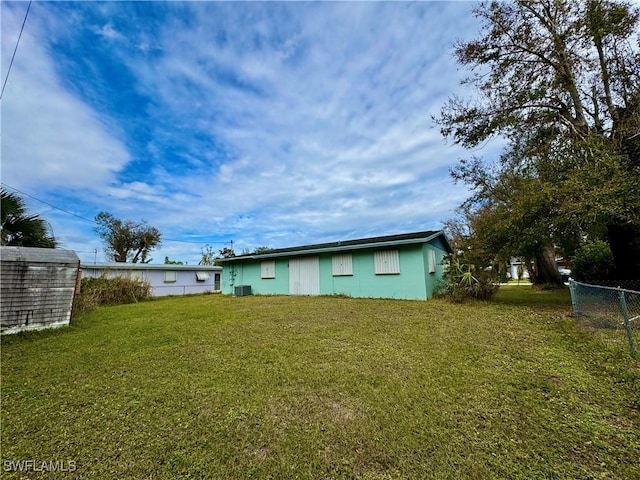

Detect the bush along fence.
[
  {"left": 569, "top": 280, "right": 639, "bottom": 358},
  {"left": 73, "top": 276, "right": 152, "bottom": 317}
]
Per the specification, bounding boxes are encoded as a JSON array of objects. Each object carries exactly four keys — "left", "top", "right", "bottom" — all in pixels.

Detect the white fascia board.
[{"left": 80, "top": 263, "right": 221, "bottom": 271}]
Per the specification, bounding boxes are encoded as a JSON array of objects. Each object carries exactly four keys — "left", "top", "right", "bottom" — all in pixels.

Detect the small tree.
[
  {"left": 437, "top": 253, "right": 499, "bottom": 302},
  {"left": 517, "top": 263, "right": 525, "bottom": 285},
  {"left": 199, "top": 244, "right": 217, "bottom": 265},
  {"left": 437, "top": 215, "right": 500, "bottom": 301},
  {"left": 94, "top": 212, "right": 161, "bottom": 263}
]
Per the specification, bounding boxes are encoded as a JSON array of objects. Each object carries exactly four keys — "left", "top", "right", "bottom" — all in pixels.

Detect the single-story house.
[
  {"left": 1, "top": 246, "right": 80, "bottom": 335},
  {"left": 218, "top": 230, "right": 453, "bottom": 300},
  {"left": 508, "top": 258, "right": 530, "bottom": 279},
  {"left": 81, "top": 263, "right": 222, "bottom": 296}
]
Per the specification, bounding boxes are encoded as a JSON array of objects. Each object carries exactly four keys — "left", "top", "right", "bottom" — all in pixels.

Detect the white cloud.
[
  {"left": 1, "top": 1, "right": 498, "bottom": 264},
  {"left": 1, "top": 4, "right": 131, "bottom": 191},
  {"left": 133, "top": 2, "right": 489, "bottom": 255},
  {"left": 93, "top": 22, "right": 124, "bottom": 41}
]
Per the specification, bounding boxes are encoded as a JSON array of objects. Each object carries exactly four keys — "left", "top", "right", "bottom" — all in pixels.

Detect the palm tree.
[{"left": 1, "top": 188, "right": 57, "bottom": 248}]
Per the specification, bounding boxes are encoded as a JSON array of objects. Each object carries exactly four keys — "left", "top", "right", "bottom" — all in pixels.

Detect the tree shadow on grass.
[{"left": 492, "top": 286, "right": 571, "bottom": 309}]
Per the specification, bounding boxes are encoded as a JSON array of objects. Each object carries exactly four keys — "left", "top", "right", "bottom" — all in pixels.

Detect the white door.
[{"left": 289, "top": 257, "right": 320, "bottom": 295}]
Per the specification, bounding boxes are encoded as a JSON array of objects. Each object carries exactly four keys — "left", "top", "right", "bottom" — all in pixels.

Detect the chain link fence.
[
  {"left": 150, "top": 285, "right": 220, "bottom": 296},
  {"left": 569, "top": 280, "right": 639, "bottom": 358}
]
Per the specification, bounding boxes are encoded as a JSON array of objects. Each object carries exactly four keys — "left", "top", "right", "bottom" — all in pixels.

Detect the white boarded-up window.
[
  {"left": 129, "top": 270, "right": 143, "bottom": 280},
  {"left": 332, "top": 253, "right": 353, "bottom": 276},
  {"left": 428, "top": 249, "right": 437, "bottom": 274},
  {"left": 261, "top": 260, "right": 276, "bottom": 279},
  {"left": 374, "top": 250, "right": 400, "bottom": 275},
  {"left": 164, "top": 271, "right": 177, "bottom": 283}
]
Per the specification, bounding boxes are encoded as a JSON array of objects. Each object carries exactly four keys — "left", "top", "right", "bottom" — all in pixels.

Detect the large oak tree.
[{"left": 437, "top": 0, "right": 640, "bottom": 282}]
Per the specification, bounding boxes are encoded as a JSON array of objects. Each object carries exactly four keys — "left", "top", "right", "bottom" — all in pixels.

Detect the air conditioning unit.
[{"left": 234, "top": 285, "right": 252, "bottom": 297}]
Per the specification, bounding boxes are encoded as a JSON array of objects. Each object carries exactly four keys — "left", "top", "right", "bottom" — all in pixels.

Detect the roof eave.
[
  {"left": 80, "top": 263, "right": 222, "bottom": 271},
  {"left": 219, "top": 231, "right": 452, "bottom": 263}
]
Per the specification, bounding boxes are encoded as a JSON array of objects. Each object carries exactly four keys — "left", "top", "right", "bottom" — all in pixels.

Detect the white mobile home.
[{"left": 81, "top": 263, "right": 222, "bottom": 296}]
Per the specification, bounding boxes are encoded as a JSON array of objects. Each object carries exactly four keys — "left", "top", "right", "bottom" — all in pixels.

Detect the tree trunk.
[
  {"left": 533, "top": 243, "right": 563, "bottom": 285},
  {"left": 526, "top": 262, "right": 537, "bottom": 284},
  {"left": 607, "top": 222, "right": 640, "bottom": 280}
]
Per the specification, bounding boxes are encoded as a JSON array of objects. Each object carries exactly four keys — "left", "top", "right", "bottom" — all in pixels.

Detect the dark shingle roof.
[{"left": 219, "top": 230, "right": 451, "bottom": 262}]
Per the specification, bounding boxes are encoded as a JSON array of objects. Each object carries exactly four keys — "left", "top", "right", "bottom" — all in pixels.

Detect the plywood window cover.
[
  {"left": 261, "top": 260, "right": 276, "bottom": 279},
  {"left": 129, "top": 270, "right": 144, "bottom": 280},
  {"left": 164, "top": 271, "right": 177, "bottom": 283},
  {"left": 374, "top": 250, "right": 400, "bottom": 275},
  {"left": 428, "top": 249, "right": 437, "bottom": 274},
  {"left": 332, "top": 253, "right": 353, "bottom": 276}
]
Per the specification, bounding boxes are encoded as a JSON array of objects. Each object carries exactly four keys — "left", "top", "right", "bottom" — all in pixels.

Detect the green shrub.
[
  {"left": 435, "top": 255, "right": 499, "bottom": 302},
  {"left": 572, "top": 241, "right": 616, "bottom": 281},
  {"left": 73, "top": 275, "right": 151, "bottom": 316}
]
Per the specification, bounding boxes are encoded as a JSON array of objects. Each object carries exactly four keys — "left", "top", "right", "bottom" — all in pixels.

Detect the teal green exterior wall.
[
  {"left": 222, "top": 258, "right": 289, "bottom": 295},
  {"left": 318, "top": 246, "right": 427, "bottom": 299},
  {"left": 221, "top": 237, "right": 450, "bottom": 300},
  {"left": 422, "top": 242, "right": 448, "bottom": 297}
]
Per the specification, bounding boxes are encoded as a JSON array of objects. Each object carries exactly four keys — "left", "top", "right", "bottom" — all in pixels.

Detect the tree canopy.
[
  {"left": 1, "top": 188, "right": 57, "bottom": 248},
  {"left": 164, "top": 256, "right": 184, "bottom": 265},
  {"left": 94, "top": 212, "right": 162, "bottom": 263},
  {"left": 198, "top": 244, "right": 218, "bottom": 266},
  {"left": 437, "top": 0, "right": 640, "bottom": 282},
  {"left": 217, "top": 247, "right": 236, "bottom": 259}
]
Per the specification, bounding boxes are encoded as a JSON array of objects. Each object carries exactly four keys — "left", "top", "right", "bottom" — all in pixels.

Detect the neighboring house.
[
  {"left": 218, "top": 230, "right": 453, "bottom": 300},
  {"left": 508, "top": 258, "right": 530, "bottom": 279},
  {"left": 81, "top": 263, "right": 222, "bottom": 296},
  {"left": 508, "top": 258, "right": 570, "bottom": 281},
  {"left": 1, "top": 246, "right": 80, "bottom": 335}
]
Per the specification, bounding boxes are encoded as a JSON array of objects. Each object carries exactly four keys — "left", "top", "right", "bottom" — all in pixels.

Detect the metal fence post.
[
  {"left": 618, "top": 289, "right": 637, "bottom": 359},
  {"left": 569, "top": 280, "right": 579, "bottom": 319}
]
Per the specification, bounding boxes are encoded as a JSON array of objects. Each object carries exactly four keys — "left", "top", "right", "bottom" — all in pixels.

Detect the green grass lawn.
[{"left": 2, "top": 287, "right": 639, "bottom": 479}]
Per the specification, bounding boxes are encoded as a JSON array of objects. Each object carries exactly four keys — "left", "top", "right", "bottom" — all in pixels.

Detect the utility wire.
[
  {"left": 1, "top": 182, "right": 232, "bottom": 245},
  {"left": 1, "top": 0, "right": 32, "bottom": 100},
  {"left": 2, "top": 182, "right": 95, "bottom": 223}
]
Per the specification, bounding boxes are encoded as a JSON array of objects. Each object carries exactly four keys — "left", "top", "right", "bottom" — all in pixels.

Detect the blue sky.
[{"left": 2, "top": 1, "right": 501, "bottom": 264}]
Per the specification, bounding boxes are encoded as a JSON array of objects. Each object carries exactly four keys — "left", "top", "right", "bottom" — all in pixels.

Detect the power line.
[
  {"left": 163, "top": 239, "right": 232, "bottom": 245},
  {"left": 1, "top": 0, "right": 32, "bottom": 100},
  {"left": 1, "top": 182, "right": 232, "bottom": 245},
  {"left": 1, "top": 182, "right": 95, "bottom": 223}
]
